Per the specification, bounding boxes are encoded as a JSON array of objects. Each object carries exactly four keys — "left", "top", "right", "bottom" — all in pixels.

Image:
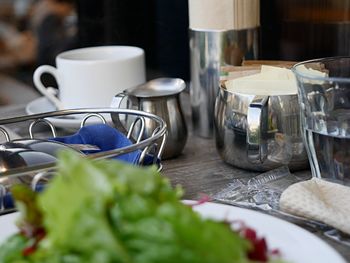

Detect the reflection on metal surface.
[
  {"left": 111, "top": 79, "right": 187, "bottom": 159},
  {"left": 189, "top": 28, "right": 259, "bottom": 138},
  {"left": 247, "top": 96, "right": 269, "bottom": 163},
  {"left": 214, "top": 85, "right": 308, "bottom": 171}
]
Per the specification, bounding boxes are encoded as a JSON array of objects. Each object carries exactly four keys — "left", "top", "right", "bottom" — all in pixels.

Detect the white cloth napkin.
[{"left": 279, "top": 178, "right": 350, "bottom": 234}]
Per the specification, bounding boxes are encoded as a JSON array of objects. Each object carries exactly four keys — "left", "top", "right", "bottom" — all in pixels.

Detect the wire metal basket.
[{"left": 0, "top": 108, "right": 167, "bottom": 215}]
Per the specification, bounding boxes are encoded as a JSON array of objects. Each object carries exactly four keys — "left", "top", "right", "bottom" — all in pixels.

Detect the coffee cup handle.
[
  {"left": 33, "top": 65, "right": 64, "bottom": 110},
  {"left": 247, "top": 95, "right": 269, "bottom": 164}
]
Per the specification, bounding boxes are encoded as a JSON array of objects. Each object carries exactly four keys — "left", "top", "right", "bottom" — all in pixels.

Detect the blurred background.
[{"left": 0, "top": 0, "right": 350, "bottom": 98}]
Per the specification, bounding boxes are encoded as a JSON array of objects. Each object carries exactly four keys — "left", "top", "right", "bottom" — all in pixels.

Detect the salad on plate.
[{"left": 0, "top": 151, "right": 283, "bottom": 263}]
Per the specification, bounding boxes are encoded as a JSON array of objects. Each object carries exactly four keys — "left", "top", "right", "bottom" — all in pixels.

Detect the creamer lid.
[{"left": 125, "top": 78, "right": 186, "bottom": 98}]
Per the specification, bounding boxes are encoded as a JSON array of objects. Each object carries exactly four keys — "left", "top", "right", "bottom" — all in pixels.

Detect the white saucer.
[{"left": 25, "top": 97, "right": 112, "bottom": 130}]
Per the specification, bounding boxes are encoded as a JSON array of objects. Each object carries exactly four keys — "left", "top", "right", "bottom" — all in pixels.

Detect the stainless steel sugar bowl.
[{"left": 214, "top": 83, "right": 308, "bottom": 172}]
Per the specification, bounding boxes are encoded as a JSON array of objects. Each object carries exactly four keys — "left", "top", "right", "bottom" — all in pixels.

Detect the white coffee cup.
[{"left": 33, "top": 46, "right": 146, "bottom": 110}]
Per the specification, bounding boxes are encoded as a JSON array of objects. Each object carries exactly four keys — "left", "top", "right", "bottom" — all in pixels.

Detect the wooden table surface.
[{"left": 0, "top": 82, "right": 349, "bottom": 262}]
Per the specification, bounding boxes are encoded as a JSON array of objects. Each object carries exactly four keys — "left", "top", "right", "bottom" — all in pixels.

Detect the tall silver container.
[{"left": 189, "top": 28, "right": 259, "bottom": 138}]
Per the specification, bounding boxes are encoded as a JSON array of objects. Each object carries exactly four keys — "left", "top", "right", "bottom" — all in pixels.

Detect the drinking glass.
[{"left": 293, "top": 57, "right": 350, "bottom": 185}]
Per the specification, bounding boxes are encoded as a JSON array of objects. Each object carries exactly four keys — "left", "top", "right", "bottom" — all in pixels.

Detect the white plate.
[
  {"left": 190, "top": 202, "right": 346, "bottom": 263},
  {"left": 0, "top": 202, "right": 346, "bottom": 263},
  {"left": 25, "top": 97, "right": 112, "bottom": 130}
]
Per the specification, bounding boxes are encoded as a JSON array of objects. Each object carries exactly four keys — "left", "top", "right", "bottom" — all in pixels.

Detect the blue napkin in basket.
[
  {"left": 51, "top": 124, "right": 142, "bottom": 164},
  {"left": 1, "top": 124, "right": 159, "bottom": 210}
]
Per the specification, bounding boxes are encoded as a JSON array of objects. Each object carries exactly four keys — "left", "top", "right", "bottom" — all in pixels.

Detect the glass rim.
[{"left": 292, "top": 56, "right": 350, "bottom": 84}]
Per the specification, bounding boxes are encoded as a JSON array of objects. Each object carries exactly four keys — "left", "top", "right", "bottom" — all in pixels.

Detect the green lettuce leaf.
[{"left": 0, "top": 150, "right": 251, "bottom": 263}]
